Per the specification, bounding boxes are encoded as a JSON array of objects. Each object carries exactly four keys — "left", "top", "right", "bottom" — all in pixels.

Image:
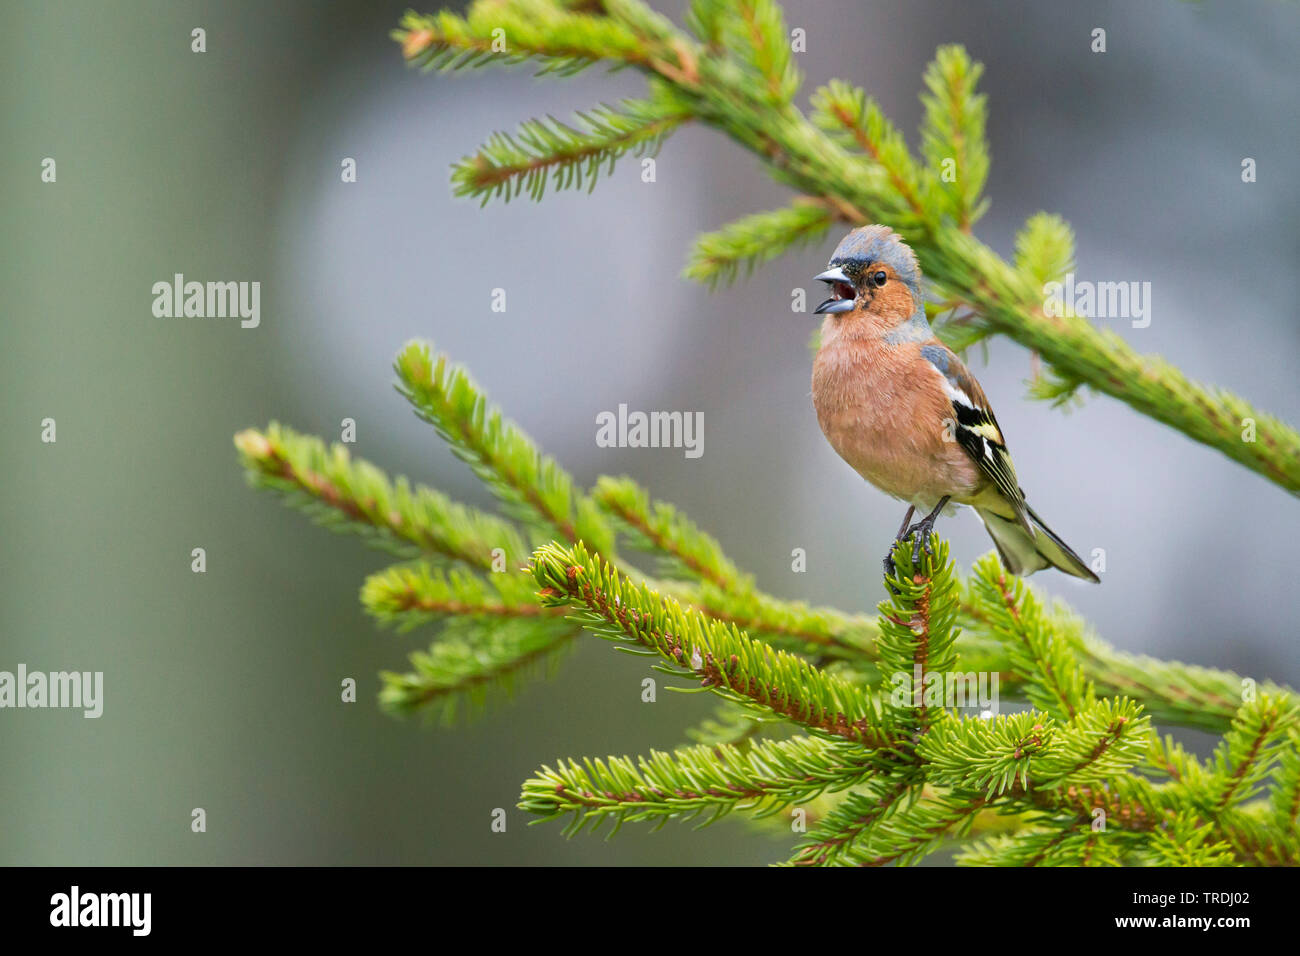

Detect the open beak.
[{"left": 813, "top": 266, "right": 855, "bottom": 314}]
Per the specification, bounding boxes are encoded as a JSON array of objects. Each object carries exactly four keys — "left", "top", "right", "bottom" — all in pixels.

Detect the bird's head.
[{"left": 813, "top": 225, "right": 924, "bottom": 329}]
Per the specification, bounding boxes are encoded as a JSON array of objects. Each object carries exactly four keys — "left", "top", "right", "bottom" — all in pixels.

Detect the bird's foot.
[
  {"left": 903, "top": 514, "right": 940, "bottom": 568},
  {"left": 896, "top": 496, "right": 949, "bottom": 573}
]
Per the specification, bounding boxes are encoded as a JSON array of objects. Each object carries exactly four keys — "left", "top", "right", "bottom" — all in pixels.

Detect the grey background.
[{"left": 2, "top": 0, "right": 1297, "bottom": 865}]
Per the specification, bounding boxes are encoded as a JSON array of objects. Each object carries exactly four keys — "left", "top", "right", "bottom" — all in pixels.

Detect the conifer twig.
[
  {"left": 530, "top": 541, "right": 902, "bottom": 750},
  {"left": 519, "top": 735, "right": 873, "bottom": 835},
  {"left": 234, "top": 423, "right": 527, "bottom": 568}
]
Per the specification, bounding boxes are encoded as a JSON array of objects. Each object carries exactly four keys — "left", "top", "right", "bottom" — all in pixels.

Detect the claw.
[
  {"left": 882, "top": 549, "right": 902, "bottom": 595},
  {"left": 882, "top": 499, "right": 947, "bottom": 591},
  {"left": 897, "top": 497, "right": 949, "bottom": 574},
  {"left": 906, "top": 522, "right": 934, "bottom": 568}
]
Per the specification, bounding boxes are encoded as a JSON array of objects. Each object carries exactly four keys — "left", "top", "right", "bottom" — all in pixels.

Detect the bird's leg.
[
  {"left": 904, "top": 496, "right": 950, "bottom": 567},
  {"left": 882, "top": 505, "right": 916, "bottom": 580}
]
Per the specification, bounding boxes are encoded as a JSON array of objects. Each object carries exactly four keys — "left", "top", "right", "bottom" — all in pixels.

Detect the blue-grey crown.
[{"left": 829, "top": 225, "right": 922, "bottom": 297}]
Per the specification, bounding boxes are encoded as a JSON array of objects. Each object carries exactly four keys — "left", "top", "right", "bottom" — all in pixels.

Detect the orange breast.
[{"left": 811, "top": 335, "right": 983, "bottom": 504}]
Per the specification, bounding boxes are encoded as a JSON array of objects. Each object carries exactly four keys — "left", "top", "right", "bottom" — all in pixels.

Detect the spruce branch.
[
  {"left": 919, "top": 712, "right": 1052, "bottom": 800},
  {"left": 1014, "top": 213, "right": 1075, "bottom": 301},
  {"left": 394, "top": 341, "right": 616, "bottom": 554},
  {"left": 529, "top": 541, "right": 903, "bottom": 750},
  {"left": 719, "top": 0, "right": 799, "bottom": 104},
  {"left": 681, "top": 699, "right": 771, "bottom": 751},
  {"left": 783, "top": 776, "right": 916, "bottom": 866},
  {"left": 379, "top": 616, "right": 580, "bottom": 722},
  {"left": 809, "top": 79, "right": 928, "bottom": 227},
  {"left": 837, "top": 790, "right": 987, "bottom": 867},
  {"left": 593, "top": 474, "right": 747, "bottom": 590},
  {"left": 683, "top": 200, "right": 835, "bottom": 287},
  {"left": 680, "top": 581, "right": 880, "bottom": 664},
  {"left": 234, "top": 422, "right": 527, "bottom": 568},
  {"left": 362, "top": 564, "right": 579, "bottom": 722},
  {"left": 1032, "top": 698, "right": 1152, "bottom": 789},
  {"left": 390, "top": 343, "right": 882, "bottom": 666},
  {"left": 392, "top": 343, "right": 881, "bottom": 663},
  {"left": 1267, "top": 728, "right": 1300, "bottom": 829},
  {"left": 957, "top": 567, "right": 1295, "bottom": 735},
  {"left": 451, "top": 93, "right": 691, "bottom": 203},
  {"left": 1032, "top": 775, "right": 1169, "bottom": 835},
  {"left": 1185, "top": 694, "right": 1298, "bottom": 816},
  {"left": 1075, "top": 633, "right": 1293, "bottom": 736},
  {"left": 237, "top": 412, "right": 1294, "bottom": 742},
  {"left": 1212, "top": 810, "right": 1300, "bottom": 867},
  {"left": 238, "top": 380, "right": 1299, "bottom": 860},
  {"left": 876, "top": 537, "right": 962, "bottom": 735},
  {"left": 966, "top": 555, "right": 1095, "bottom": 721},
  {"left": 397, "top": 3, "right": 652, "bottom": 76},
  {"left": 958, "top": 828, "right": 1131, "bottom": 867},
  {"left": 518, "top": 734, "right": 873, "bottom": 835},
  {"left": 594, "top": 473, "right": 881, "bottom": 659},
  {"left": 919, "top": 45, "right": 989, "bottom": 230},
  {"left": 1143, "top": 813, "right": 1239, "bottom": 867},
  {"left": 919, "top": 701, "right": 1151, "bottom": 799},
  {"left": 1145, "top": 732, "right": 1199, "bottom": 782},
  {"left": 361, "top": 562, "right": 553, "bottom": 631}
]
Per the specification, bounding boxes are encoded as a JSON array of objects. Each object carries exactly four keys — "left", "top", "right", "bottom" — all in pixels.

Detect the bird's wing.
[{"left": 920, "top": 343, "right": 1032, "bottom": 533}]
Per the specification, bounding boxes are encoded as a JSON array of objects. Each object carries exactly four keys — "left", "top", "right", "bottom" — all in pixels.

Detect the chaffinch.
[{"left": 810, "top": 224, "right": 1098, "bottom": 582}]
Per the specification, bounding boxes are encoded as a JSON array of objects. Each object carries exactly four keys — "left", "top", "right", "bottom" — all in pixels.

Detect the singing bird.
[{"left": 810, "top": 225, "right": 1098, "bottom": 582}]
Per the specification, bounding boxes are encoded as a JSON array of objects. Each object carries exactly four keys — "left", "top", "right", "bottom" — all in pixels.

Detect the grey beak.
[
  {"left": 813, "top": 297, "right": 855, "bottom": 314},
  {"left": 813, "top": 265, "right": 855, "bottom": 314}
]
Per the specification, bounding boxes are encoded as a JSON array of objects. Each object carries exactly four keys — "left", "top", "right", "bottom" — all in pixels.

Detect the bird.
[{"left": 809, "top": 224, "right": 1098, "bottom": 582}]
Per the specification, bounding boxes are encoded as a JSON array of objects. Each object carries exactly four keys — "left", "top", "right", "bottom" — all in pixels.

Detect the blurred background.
[{"left": 3, "top": 0, "right": 1297, "bottom": 865}]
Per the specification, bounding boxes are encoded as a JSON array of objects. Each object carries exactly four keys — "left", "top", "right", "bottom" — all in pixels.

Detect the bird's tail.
[{"left": 975, "top": 503, "right": 1099, "bottom": 582}]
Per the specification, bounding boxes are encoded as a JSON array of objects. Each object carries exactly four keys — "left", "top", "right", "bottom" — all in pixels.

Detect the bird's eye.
[{"left": 872, "top": 271, "right": 887, "bottom": 287}]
